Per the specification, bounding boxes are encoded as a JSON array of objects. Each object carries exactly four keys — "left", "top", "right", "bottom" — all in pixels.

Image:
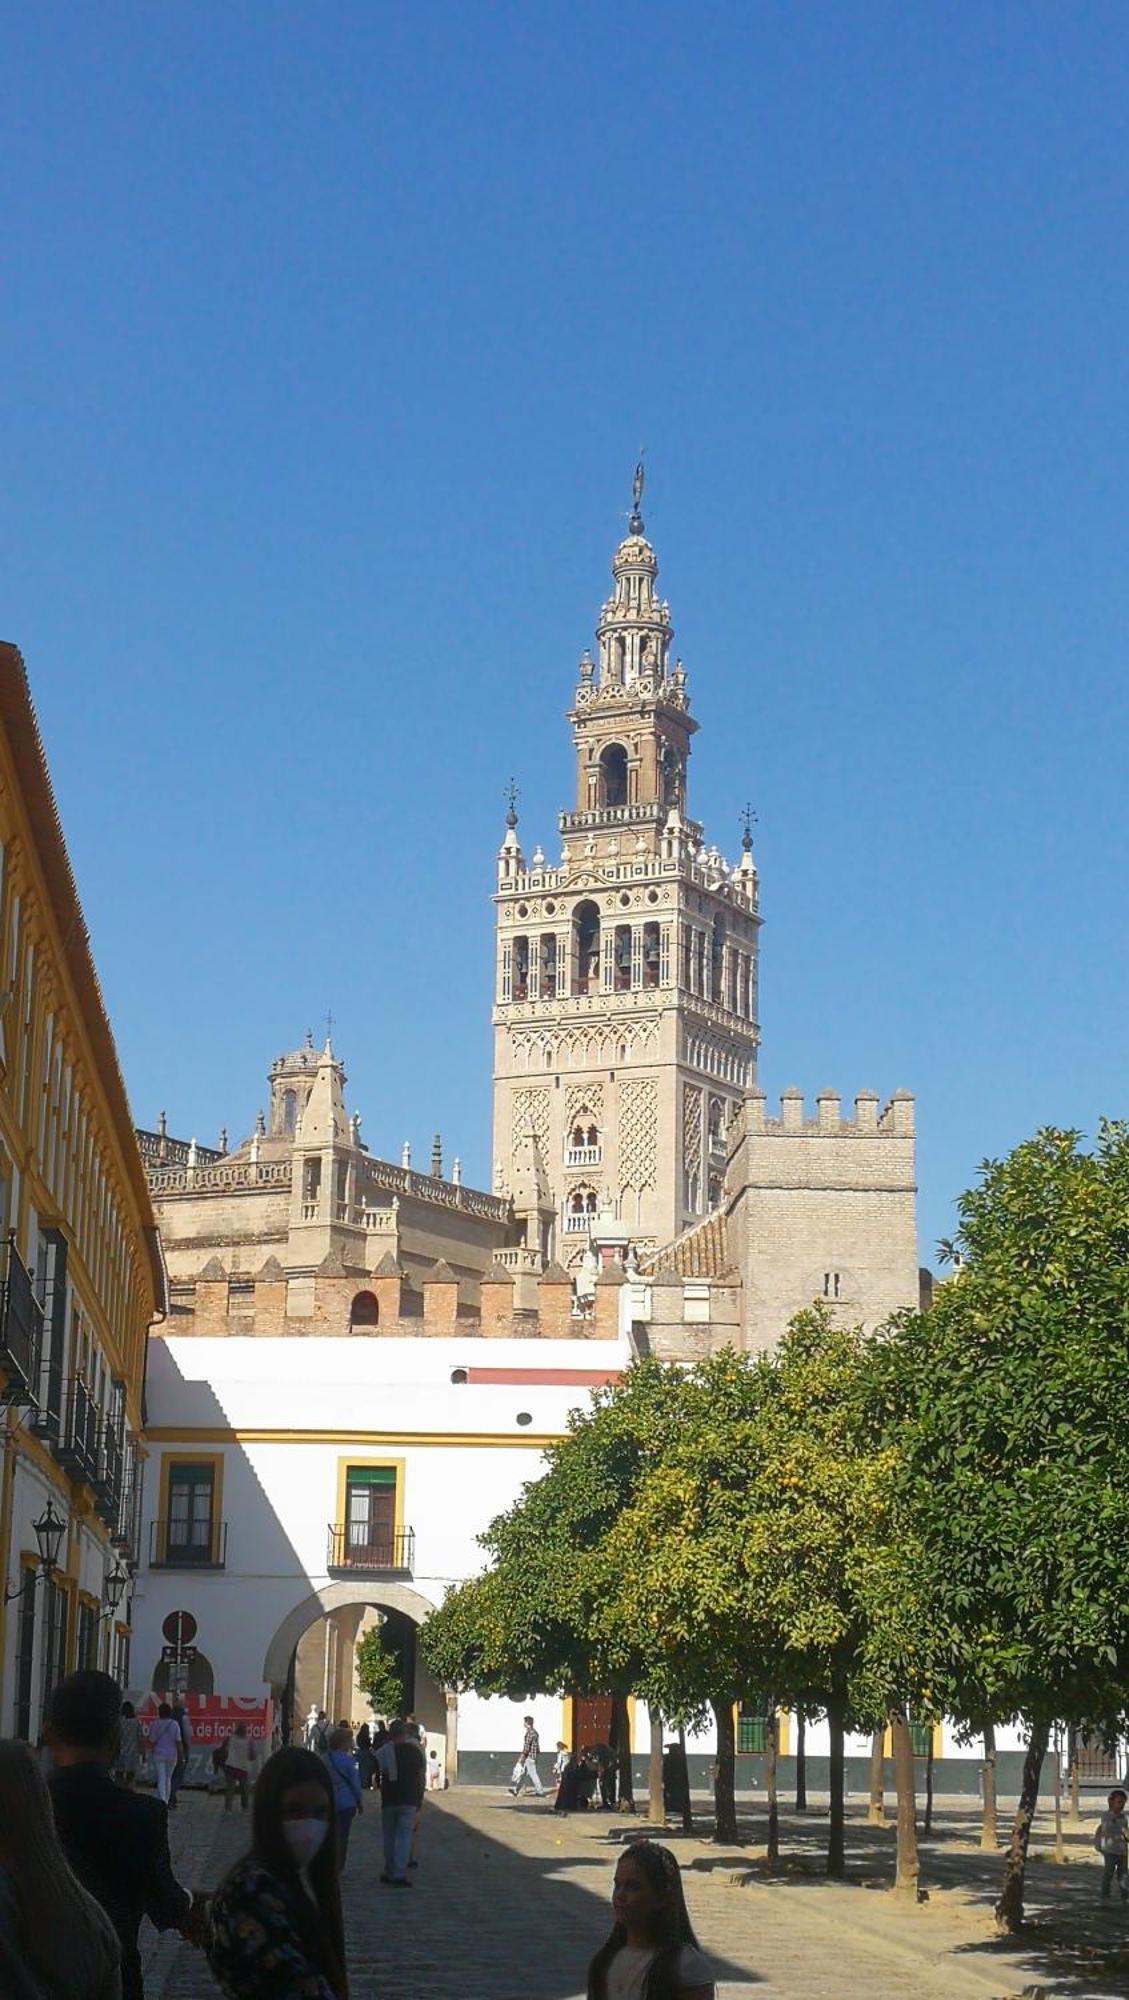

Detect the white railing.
[
  {"left": 565, "top": 1146, "right": 601, "bottom": 1168},
  {"left": 564, "top": 1212, "right": 593, "bottom": 1233}
]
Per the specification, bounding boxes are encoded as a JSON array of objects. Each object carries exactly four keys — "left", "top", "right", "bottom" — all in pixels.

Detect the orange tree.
[{"left": 881, "top": 1125, "right": 1129, "bottom": 1930}]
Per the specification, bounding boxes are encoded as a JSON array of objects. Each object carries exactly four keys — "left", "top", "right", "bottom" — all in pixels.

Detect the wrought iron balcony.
[
  {"left": 93, "top": 1422, "right": 123, "bottom": 1524},
  {"left": 327, "top": 1525, "right": 415, "bottom": 1575},
  {"left": 57, "top": 1377, "right": 100, "bottom": 1486},
  {"left": 149, "top": 1517, "right": 228, "bottom": 1568},
  {"left": 0, "top": 1237, "right": 43, "bottom": 1406}
]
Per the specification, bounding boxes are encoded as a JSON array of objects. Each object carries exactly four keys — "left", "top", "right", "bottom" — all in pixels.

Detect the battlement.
[{"left": 742, "top": 1087, "right": 914, "bottom": 1140}]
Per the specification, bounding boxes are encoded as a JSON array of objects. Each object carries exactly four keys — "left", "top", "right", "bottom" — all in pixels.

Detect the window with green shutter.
[{"left": 737, "top": 1704, "right": 768, "bottom": 1754}]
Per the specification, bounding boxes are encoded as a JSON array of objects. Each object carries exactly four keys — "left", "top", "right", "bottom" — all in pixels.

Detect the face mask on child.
[{"left": 282, "top": 1817, "right": 329, "bottom": 1867}]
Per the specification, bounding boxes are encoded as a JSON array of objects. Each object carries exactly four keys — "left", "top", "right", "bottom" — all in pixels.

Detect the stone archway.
[{"left": 261, "top": 1579, "right": 456, "bottom": 1777}]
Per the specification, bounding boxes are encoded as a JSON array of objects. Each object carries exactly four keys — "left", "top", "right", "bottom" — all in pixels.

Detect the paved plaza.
[{"left": 141, "top": 1786, "right": 1129, "bottom": 1999}]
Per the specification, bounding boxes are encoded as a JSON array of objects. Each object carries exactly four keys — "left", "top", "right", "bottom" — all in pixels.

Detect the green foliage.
[
  {"left": 424, "top": 1123, "right": 1129, "bottom": 1889},
  {"left": 355, "top": 1624, "right": 403, "bottom": 1720},
  {"left": 883, "top": 1123, "right": 1129, "bottom": 1734}
]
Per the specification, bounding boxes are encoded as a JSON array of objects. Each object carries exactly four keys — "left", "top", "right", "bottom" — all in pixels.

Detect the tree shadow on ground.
[
  {"left": 588, "top": 1798, "right": 1128, "bottom": 1998},
  {"left": 333, "top": 1794, "right": 761, "bottom": 2000}
]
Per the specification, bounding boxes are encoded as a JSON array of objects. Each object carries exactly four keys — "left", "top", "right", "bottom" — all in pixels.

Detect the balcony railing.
[
  {"left": 94, "top": 1422, "right": 123, "bottom": 1524},
  {"left": 327, "top": 1525, "right": 415, "bottom": 1574},
  {"left": 57, "top": 1377, "right": 100, "bottom": 1486},
  {"left": 565, "top": 1145, "right": 601, "bottom": 1168},
  {"left": 149, "top": 1518, "right": 228, "bottom": 1568},
  {"left": 564, "top": 1211, "right": 594, "bottom": 1233},
  {"left": 113, "top": 1437, "right": 145, "bottom": 1559},
  {"left": 0, "top": 1237, "right": 43, "bottom": 1406}
]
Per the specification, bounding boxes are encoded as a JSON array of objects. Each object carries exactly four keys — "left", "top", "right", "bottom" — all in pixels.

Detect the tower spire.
[{"left": 629, "top": 449, "right": 646, "bottom": 535}]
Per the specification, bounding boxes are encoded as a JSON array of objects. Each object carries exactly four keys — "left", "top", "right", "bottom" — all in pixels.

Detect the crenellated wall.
[{"left": 725, "top": 1086, "right": 919, "bottom": 1350}]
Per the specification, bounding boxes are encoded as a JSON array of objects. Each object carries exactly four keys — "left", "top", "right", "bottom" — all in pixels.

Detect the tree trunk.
[
  {"left": 1067, "top": 1737, "right": 1081, "bottom": 1828},
  {"left": 647, "top": 1708, "right": 664, "bottom": 1827},
  {"left": 1051, "top": 1729, "right": 1064, "bottom": 1864},
  {"left": 891, "top": 1709, "right": 920, "bottom": 1898},
  {"left": 995, "top": 1720, "right": 1049, "bottom": 1933},
  {"left": 795, "top": 1709, "right": 808, "bottom": 1811},
  {"left": 826, "top": 1693, "right": 846, "bottom": 1878},
  {"left": 867, "top": 1728, "right": 886, "bottom": 1826},
  {"left": 678, "top": 1724, "right": 694, "bottom": 1835},
  {"left": 923, "top": 1729, "right": 935, "bottom": 1835},
  {"left": 711, "top": 1699, "right": 738, "bottom": 1844},
  {"left": 765, "top": 1708, "right": 779, "bottom": 1864},
  {"left": 611, "top": 1691, "right": 634, "bottom": 1811},
  {"left": 980, "top": 1723, "right": 997, "bottom": 1851}
]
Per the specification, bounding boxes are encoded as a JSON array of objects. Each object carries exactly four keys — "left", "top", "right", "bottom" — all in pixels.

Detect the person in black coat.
[{"left": 46, "top": 1670, "right": 203, "bottom": 2000}]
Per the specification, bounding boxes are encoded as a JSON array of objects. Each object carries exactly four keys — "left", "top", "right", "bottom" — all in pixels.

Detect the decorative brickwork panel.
[
  {"left": 566, "top": 1082, "right": 604, "bottom": 1132},
  {"left": 619, "top": 1078, "right": 658, "bottom": 1191},
  {"left": 683, "top": 1084, "right": 703, "bottom": 1181},
  {"left": 511, "top": 1085, "right": 551, "bottom": 1162}
]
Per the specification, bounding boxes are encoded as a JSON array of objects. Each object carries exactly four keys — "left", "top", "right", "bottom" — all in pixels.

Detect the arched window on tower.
[
  {"left": 574, "top": 901, "right": 601, "bottom": 995},
  {"left": 282, "top": 1089, "right": 297, "bottom": 1136},
  {"left": 567, "top": 1111, "right": 601, "bottom": 1167},
  {"left": 711, "top": 915, "right": 725, "bottom": 1002},
  {"left": 539, "top": 933, "right": 557, "bottom": 999},
  {"left": 512, "top": 936, "right": 529, "bottom": 1001},
  {"left": 614, "top": 924, "right": 632, "bottom": 992},
  {"left": 350, "top": 1290, "right": 379, "bottom": 1330},
  {"left": 642, "top": 921, "right": 661, "bottom": 989},
  {"left": 598, "top": 743, "right": 628, "bottom": 810}
]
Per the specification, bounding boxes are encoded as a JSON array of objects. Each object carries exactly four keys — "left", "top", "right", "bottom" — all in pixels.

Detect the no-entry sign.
[{"left": 162, "top": 1610, "right": 198, "bottom": 1648}]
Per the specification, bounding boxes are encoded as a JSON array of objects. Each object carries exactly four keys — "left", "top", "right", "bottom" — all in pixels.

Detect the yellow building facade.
[{"left": 0, "top": 643, "right": 164, "bottom": 1739}]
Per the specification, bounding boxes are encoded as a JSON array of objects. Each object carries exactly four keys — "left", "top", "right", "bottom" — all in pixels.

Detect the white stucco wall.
[{"left": 134, "top": 1335, "right": 631, "bottom": 1747}]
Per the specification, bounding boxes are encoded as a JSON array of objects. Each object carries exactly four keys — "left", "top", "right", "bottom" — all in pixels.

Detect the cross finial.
[
  {"left": 739, "top": 803, "right": 757, "bottom": 853},
  {"left": 324, "top": 1007, "right": 335, "bottom": 1048},
  {"left": 504, "top": 778, "right": 520, "bottom": 830},
  {"left": 629, "top": 448, "right": 646, "bottom": 534}
]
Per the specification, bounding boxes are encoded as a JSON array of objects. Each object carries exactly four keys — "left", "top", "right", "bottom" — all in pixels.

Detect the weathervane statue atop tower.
[{"left": 629, "top": 449, "right": 646, "bottom": 534}]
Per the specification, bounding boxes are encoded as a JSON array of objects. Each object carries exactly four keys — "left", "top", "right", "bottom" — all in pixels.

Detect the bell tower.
[{"left": 491, "top": 474, "right": 761, "bottom": 1264}]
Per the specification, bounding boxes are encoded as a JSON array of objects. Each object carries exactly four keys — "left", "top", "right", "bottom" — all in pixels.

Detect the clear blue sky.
[{"left": 6, "top": 3, "right": 1129, "bottom": 1262}]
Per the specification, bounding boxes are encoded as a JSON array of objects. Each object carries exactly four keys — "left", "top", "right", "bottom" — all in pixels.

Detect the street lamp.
[
  {"left": 102, "top": 1561, "right": 129, "bottom": 1616},
  {"left": 4, "top": 1495, "right": 67, "bottom": 1603}
]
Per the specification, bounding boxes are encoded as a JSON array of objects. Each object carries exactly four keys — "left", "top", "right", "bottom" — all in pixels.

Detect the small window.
[
  {"left": 737, "top": 1702, "right": 769, "bottom": 1754},
  {"left": 450, "top": 1367, "right": 468, "bottom": 1384},
  {"left": 343, "top": 1466, "right": 398, "bottom": 1567},
  {"left": 167, "top": 1463, "right": 216, "bottom": 1563},
  {"left": 516, "top": 1411, "right": 533, "bottom": 1427},
  {"left": 350, "top": 1290, "right": 379, "bottom": 1329},
  {"left": 822, "top": 1272, "right": 842, "bottom": 1300}
]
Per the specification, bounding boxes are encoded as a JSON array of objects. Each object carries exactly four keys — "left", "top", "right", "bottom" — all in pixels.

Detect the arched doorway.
[{"left": 261, "top": 1580, "right": 456, "bottom": 1778}]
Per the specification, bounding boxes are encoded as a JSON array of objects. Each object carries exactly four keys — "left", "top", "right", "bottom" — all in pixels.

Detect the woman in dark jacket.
[
  {"left": 207, "top": 1747, "right": 348, "bottom": 2000},
  {"left": 354, "top": 1722, "right": 376, "bottom": 1793}
]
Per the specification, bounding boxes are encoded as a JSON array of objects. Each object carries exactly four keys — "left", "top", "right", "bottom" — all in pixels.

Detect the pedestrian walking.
[
  {"left": 552, "top": 1740, "right": 570, "bottom": 1785},
  {"left": 1095, "top": 1786, "right": 1129, "bottom": 1904},
  {"left": 112, "top": 1702, "right": 142, "bottom": 1789},
  {"left": 375, "top": 1717, "right": 426, "bottom": 1886},
  {"left": 509, "top": 1715, "right": 545, "bottom": 1797},
  {"left": 207, "top": 1746, "right": 347, "bottom": 1999},
  {"left": 306, "top": 1709, "right": 330, "bottom": 1753},
  {"left": 224, "top": 1723, "right": 258, "bottom": 1813},
  {"left": 148, "top": 1703, "right": 181, "bottom": 1804},
  {"left": 587, "top": 1841, "right": 715, "bottom": 2000},
  {"left": 169, "top": 1700, "right": 192, "bottom": 1809},
  {"left": 45, "top": 1671, "right": 202, "bottom": 2000},
  {"left": 0, "top": 1738, "right": 122, "bottom": 2000},
  {"left": 323, "top": 1726, "right": 363, "bottom": 1869},
  {"left": 355, "top": 1721, "right": 376, "bottom": 1792}
]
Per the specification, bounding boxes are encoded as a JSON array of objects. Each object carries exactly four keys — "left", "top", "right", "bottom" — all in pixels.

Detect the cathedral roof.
[{"left": 641, "top": 1211, "right": 734, "bottom": 1281}]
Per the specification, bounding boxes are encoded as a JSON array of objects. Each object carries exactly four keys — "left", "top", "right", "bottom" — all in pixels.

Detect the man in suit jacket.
[{"left": 47, "top": 1670, "right": 200, "bottom": 2000}]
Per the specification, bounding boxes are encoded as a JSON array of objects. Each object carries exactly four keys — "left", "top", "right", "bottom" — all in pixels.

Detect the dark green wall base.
[{"left": 454, "top": 1749, "right": 1106, "bottom": 1799}]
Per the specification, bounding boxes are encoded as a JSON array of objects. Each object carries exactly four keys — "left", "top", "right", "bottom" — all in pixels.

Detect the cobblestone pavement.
[{"left": 141, "top": 1786, "right": 1129, "bottom": 1998}]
